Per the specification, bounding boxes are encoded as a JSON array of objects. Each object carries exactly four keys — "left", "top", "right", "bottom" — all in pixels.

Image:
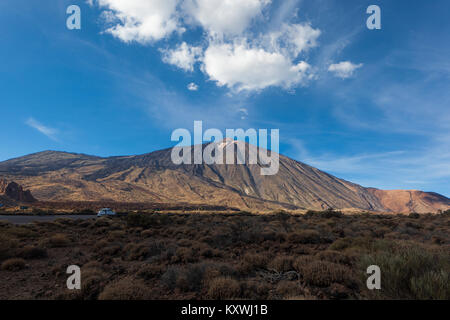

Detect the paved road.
[{"left": 0, "top": 215, "right": 95, "bottom": 225}]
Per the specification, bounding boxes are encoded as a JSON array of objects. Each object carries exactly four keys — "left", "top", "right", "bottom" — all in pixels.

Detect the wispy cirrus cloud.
[
  {"left": 25, "top": 118, "right": 58, "bottom": 141},
  {"left": 288, "top": 136, "right": 450, "bottom": 196}
]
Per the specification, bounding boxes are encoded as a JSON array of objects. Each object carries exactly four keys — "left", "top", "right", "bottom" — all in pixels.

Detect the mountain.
[
  {"left": 0, "top": 141, "right": 448, "bottom": 213},
  {"left": 367, "top": 189, "right": 450, "bottom": 214}
]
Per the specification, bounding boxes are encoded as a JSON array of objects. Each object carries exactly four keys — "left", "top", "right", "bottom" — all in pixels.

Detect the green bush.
[
  {"left": 359, "top": 245, "right": 450, "bottom": 299},
  {"left": 410, "top": 270, "right": 450, "bottom": 300}
]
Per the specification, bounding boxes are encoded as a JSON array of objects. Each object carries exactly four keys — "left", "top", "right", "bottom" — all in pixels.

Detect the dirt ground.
[{"left": 0, "top": 210, "right": 449, "bottom": 300}]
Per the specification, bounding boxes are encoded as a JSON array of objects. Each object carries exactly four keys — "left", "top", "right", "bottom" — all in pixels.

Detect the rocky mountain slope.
[{"left": 0, "top": 141, "right": 448, "bottom": 213}]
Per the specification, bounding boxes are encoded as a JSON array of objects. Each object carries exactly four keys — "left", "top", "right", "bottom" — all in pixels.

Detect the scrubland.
[{"left": 0, "top": 210, "right": 449, "bottom": 300}]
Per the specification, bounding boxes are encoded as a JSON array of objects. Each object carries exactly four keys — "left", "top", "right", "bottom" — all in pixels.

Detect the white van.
[{"left": 97, "top": 208, "right": 116, "bottom": 217}]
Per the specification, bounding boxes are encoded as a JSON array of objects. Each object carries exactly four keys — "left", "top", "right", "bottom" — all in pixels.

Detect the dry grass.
[
  {"left": 1, "top": 258, "right": 26, "bottom": 271},
  {"left": 46, "top": 234, "right": 70, "bottom": 248},
  {"left": 99, "top": 277, "right": 152, "bottom": 300},
  {"left": 207, "top": 277, "right": 241, "bottom": 300},
  {"left": 0, "top": 210, "right": 448, "bottom": 300}
]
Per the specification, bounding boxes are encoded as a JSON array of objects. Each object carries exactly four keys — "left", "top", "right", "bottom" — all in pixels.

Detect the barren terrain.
[{"left": 0, "top": 210, "right": 449, "bottom": 300}]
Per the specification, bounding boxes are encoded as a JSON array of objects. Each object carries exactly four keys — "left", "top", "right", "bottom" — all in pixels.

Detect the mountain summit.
[{"left": 0, "top": 143, "right": 448, "bottom": 213}]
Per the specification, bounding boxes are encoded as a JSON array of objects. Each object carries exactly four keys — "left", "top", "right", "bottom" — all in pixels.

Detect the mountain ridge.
[{"left": 0, "top": 143, "right": 449, "bottom": 213}]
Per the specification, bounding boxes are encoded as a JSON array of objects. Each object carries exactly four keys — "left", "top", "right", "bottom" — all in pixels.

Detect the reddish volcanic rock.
[
  {"left": 0, "top": 179, "right": 36, "bottom": 203},
  {"left": 367, "top": 189, "right": 450, "bottom": 214}
]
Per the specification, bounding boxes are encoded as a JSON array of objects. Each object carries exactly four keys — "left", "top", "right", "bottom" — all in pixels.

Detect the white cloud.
[
  {"left": 26, "top": 118, "right": 58, "bottom": 141},
  {"left": 200, "top": 22, "right": 320, "bottom": 91},
  {"left": 93, "top": 0, "right": 325, "bottom": 92},
  {"left": 238, "top": 108, "right": 249, "bottom": 119},
  {"left": 239, "top": 108, "right": 248, "bottom": 115},
  {"left": 161, "top": 42, "right": 202, "bottom": 72},
  {"left": 328, "top": 61, "right": 363, "bottom": 79},
  {"left": 96, "top": 0, "right": 183, "bottom": 43},
  {"left": 265, "top": 23, "right": 321, "bottom": 58},
  {"left": 203, "top": 42, "right": 312, "bottom": 91},
  {"left": 187, "top": 82, "right": 199, "bottom": 91},
  {"left": 183, "top": 0, "right": 270, "bottom": 36}
]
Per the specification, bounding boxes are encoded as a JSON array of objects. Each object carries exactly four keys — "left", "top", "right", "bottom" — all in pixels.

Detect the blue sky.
[{"left": 1, "top": 0, "right": 450, "bottom": 196}]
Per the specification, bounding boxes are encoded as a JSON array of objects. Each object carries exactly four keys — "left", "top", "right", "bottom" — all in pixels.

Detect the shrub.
[
  {"left": 203, "top": 263, "right": 237, "bottom": 284},
  {"left": 161, "top": 262, "right": 236, "bottom": 293},
  {"left": 99, "top": 277, "right": 152, "bottom": 300},
  {"left": 328, "top": 238, "right": 355, "bottom": 251},
  {"left": 268, "top": 256, "right": 294, "bottom": 272},
  {"left": 93, "top": 218, "right": 113, "bottom": 228},
  {"left": 328, "top": 283, "right": 352, "bottom": 299},
  {"left": 173, "top": 247, "right": 198, "bottom": 264},
  {"left": 273, "top": 210, "right": 291, "bottom": 220},
  {"left": 207, "top": 277, "right": 241, "bottom": 299},
  {"left": 123, "top": 243, "right": 150, "bottom": 261},
  {"left": 359, "top": 245, "right": 450, "bottom": 299},
  {"left": 1, "top": 258, "right": 26, "bottom": 271},
  {"left": 75, "top": 209, "right": 95, "bottom": 215},
  {"left": 305, "top": 209, "right": 343, "bottom": 218},
  {"left": 240, "top": 280, "right": 271, "bottom": 300},
  {"left": 108, "top": 230, "right": 126, "bottom": 240},
  {"left": 141, "top": 230, "right": 153, "bottom": 237},
  {"left": 160, "top": 266, "right": 179, "bottom": 290},
  {"left": 18, "top": 246, "right": 48, "bottom": 260},
  {"left": 410, "top": 270, "right": 450, "bottom": 300},
  {"left": 126, "top": 213, "right": 170, "bottom": 229},
  {"left": 78, "top": 264, "right": 105, "bottom": 300},
  {"left": 137, "top": 265, "right": 165, "bottom": 281},
  {"left": 296, "top": 260, "right": 356, "bottom": 288},
  {"left": 0, "top": 234, "right": 18, "bottom": 261},
  {"left": 275, "top": 281, "right": 304, "bottom": 299},
  {"left": 5, "top": 227, "right": 38, "bottom": 239},
  {"left": 99, "top": 244, "right": 122, "bottom": 257},
  {"left": 238, "top": 253, "right": 269, "bottom": 274},
  {"left": 328, "top": 237, "right": 392, "bottom": 253},
  {"left": 174, "top": 264, "right": 207, "bottom": 292},
  {"left": 0, "top": 220, "right": 10, "bottom": 227},
  {"left": 293, "top": 255, "right": 317, "bottom": 272},
  {"left": 288, "top": 230, "right": 322, "bottom": 244},
  {"left": 315, "top": 250, "right": 353, "bottom": 266},
  {"left": 47, "top": 234, "right": 70, "bottom": 248}
]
